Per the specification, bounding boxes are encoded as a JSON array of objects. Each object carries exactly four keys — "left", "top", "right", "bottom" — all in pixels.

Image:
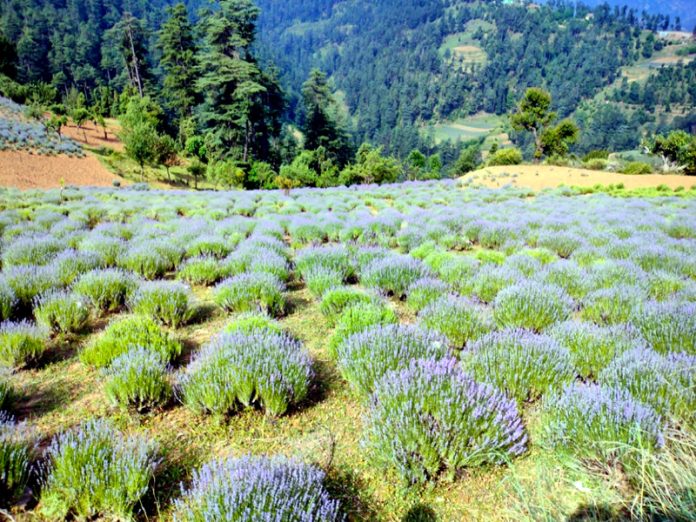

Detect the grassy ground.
[{"left": 425, "top": 113, "right": 508, "bottom": 147}]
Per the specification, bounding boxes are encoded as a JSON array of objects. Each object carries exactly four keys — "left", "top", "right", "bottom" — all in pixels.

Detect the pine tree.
[{"left": 158, "top": 3, "right": 199, "bottom": 123}]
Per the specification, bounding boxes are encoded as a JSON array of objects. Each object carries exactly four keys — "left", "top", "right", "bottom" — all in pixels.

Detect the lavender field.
[{"left": 0, "top": 181, "right": 694, "bottom": 520}]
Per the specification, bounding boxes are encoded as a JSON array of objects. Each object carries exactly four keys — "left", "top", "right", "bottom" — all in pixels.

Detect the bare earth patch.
[
  {"left": 61, "top": 119, "right": 124, "bottom": 152},
  {"left": 0, "top": 149, "right": 123, "bottom": 189},
  {"left": 467, "top": 165, "right": 694, "bottom": 191}
]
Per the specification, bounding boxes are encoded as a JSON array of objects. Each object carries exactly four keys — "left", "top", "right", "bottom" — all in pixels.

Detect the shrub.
[
  {"left": 34, "top": 290, "right": 90, "bottom": 334},
  {"left": 295, "top": 245, "right": 354, "bottom": 282},
  {"left": 632, "top": 301, "right": 695, "bottom": 355},
  {"left": 0, "top": 278, "right": 17, "bottom": 321},
  {"left": 179, "top": 330, "right": 312, "bottom": 417},
  {"left": 536, "top": 231, "right": 583, "bottom": 259},
  {"left": 488, "top": 147, "right": 523, "bottom": 166},
  {"left": 469, "top": 265, "right": 520, "bottom": 303},
  {"left": 600, "top": 348, "right": 694, "bottom": 421},
  {"left": 584, "top": 158, "right": 608, "bottom": 170},
  {"left": 494, "top": 282, "right": 573, "bottom": 332},
  {"left": 4, "top": 265, "right": 60, "bottom": 308},
  {"left": 1, "top": 233, "right": 63, "bottom": 267},
  {"left": 222, "top": 312, "right": 283, "bottom": 335},
  {"left": 80, "top": 315, "right": 181, "bottom": 368},
  {"left": 581, "top": 285, "right": 645, "bottom": 325},
  {"left": 406, "top": 278, "right": 449, "bottom": 312},
  {"left": 362, "top": 255, "right": 430, "bottom": 297},
  {"left": 118, "top": 242, "right": 179, "bottom": 279},
  {"left": 319, "top": 286, "right": 376, "bottom": 325},
  {"left": 541, "top": 383, "right": 664, "bottom": 459},
  {"left": 172, "top": 456, "right": 342, "bottom": 521},
  {"left": 73, "top": 269, "right": 137, "bottom": 313},
  {"left": 438, "top": 256, "right": 480, "bottom": 293},
  {"left": 177, "top": 256, "right": 223, "bottom": 286},
  {"left": 328, "top": 302, "right": 398, "bottom": 357},
  {"left": 40, "top": 419, "right": 158, "bottom": 521},
  {"left": 214, "top": 272, "right": 285, "bottom": 317},
  {"left": 129, "top": 281, "right": 193, "bottom": 327},
  {"left": 463, "top": 329, "right": 575, "bottom": 406},
  {"left": 49, "top": 249, "right": 101, "bottom": 286},
  {"left": 644, "top": 271, "right": 686, "bottom": 301},
  {"left": 541, "top": 260, "right": 590, "bottom": 300},
  {"left": 304, "top": 265, "right": 343, "bottom": 298},
  {"left": 0, "top": 413, "right": 33, "bottom": 505},
  {"left": 419, "top": 295, "right": 492, "bottom": 348},
  {"left": 185, "top": 235, "right": 231, "bottom": 259},
  {"left": 365, "top": 358, "right": 527, "bottom": 485},
  {"left": 0, "top": 321, "right": 49, "bottom": 368},
  {"left": 336, "top": 324, "right": 448, "bottom": 399},
  {"left": 620, "top": 161, "right": 653, "bottom": 175},
  {"left": 80, "top": 235, "right": 125, "bottom": 266},
  {"left": 105, "top": 347, "right": 171, "bottom": 411},
  {"left": 549, "top": 321, "right": 642, "bottom": 379}
]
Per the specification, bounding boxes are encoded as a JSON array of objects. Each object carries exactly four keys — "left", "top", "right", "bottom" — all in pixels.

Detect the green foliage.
[
  {"left": 80, "top": 315, "right": 181, "bottom": 368},
  {"left": 73, "top": 269, "right": 136, "bottom": 314},
  {"left": 214, "top": 273, "right": 285, "bottom": 317},
  {"left": 177, "top": 256, "right": 224, "bottom": 286},
  {"left": 488, "top": 147, "right": 523, "bottom": 166},
  {"left": 419, "top": 295, "right": 492, "bottom": 349},
  {"left": 494, "top": 282, "right": 573, "bottom": 332},
  {"left": 0, "top": 321, "right": 49, "bottom": 368},
  {"left": 128, "top": 281, "right": 193, "bottom": 328},
  {"left": 105, "top": 347, "right": 171, "bottom": 411},
  {"left": 319, "top": 286, "right": 376, "bottom": 325},
  {"left": 40, "top": 419, "right": 158, "bottom": 521},
  {"left": 620, "top": 161, "right": 653, "bottom": 175},
  {"left": 452, "top": 141, "right": 482, "bottom": 175},
  {"left": 646, "top": 130, "right": 696, "bottom": 175},
  {"left": 0, "top": 414, "right": 33, "bottom": 506},
  {"left": 339, "top": 143, "right": 401, "bottom": 185},
  {"left": 34, "top": 291, "right": 90, "bottom": 334},
  {"left": 328, "top": 302, "right": 398, "bottom": 358},
  {"left": 222, "top": 312, "right": 283, "bottom": 335}
]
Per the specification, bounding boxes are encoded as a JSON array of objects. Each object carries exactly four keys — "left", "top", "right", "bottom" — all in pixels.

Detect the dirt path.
[
  {"left": 0, "top": 149, "right": 123, "bottom": 189},
  {"left": 466, "top": 165, "right": 695, "bottom": 191}
]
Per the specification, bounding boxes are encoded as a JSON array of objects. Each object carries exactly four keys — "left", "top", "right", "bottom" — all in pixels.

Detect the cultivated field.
[{"left": 0, "top": 181, "right": 694, "bottom": 520}]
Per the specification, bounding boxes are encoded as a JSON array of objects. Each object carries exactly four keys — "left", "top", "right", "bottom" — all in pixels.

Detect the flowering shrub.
[
  {"left": 600, "top": 348, "right": 695, "bottom": 421},
  {"left": 105, "top": 347, "right": 171, "bottom": 411},
  {"left": 1, "top": 233, "right": 64, "bottom": 267},
  {"left": 177, "top": 256, "right": 224, "bottom": 286},
  {"left": 362, "top": 255, "right": 430, "bottom": 297},
  {"left": 179, "top": 330, "right": 312, "bottom": 417},
  {"left": 319, "top": 286, "right": 377, "bottom": 325},
  {"left": 327, "top": 302, "right": 398, "bottom": 357},
  {"left": 494, "top": 282, "right": 573, "bottom": 331},
  {"left": 214, "top": 272, "right": 286, "bottom": 317},
  {"left": 549, "top": 321, "right": 642, "bottom": 379},
  {"left": 73, "top": 269, "right": 137, "bottom": 313},
  {"left": 632, "top": 300, "right": 695, "bottom": 355},
  {"left": 419, "top": 295, "right": 492, "bottom": 348},
  {"left": 295, "top": 245, "right": 355, "bottom": 282},
  {"left": 581, "top": 285, "right": 645, "bottom": 325},
  {"left": 406, "top": 278, "right": 448, "bottom": 312},
  {"left": 463, "top": 329, "right": 575, "bottom": 406},
  {"left": 541, "top": 383, "right": 664, "bottom": 458},
  {"left": 40, "top": 419, "right": 158, "bottom": 520},
  {"left": 0, "top": 368, "right": 10, "bottom": 409},
  {"left": 80, "top": 315, "right": 181, "bottom": 368},
  {"left": 79, "top": 235, "right": 125, "bottom": 266},
  {"left": 185, "top": 234, "right": 232, "bottom": 259},
  {"left": 222, "top": 312, "right": 283, "bottom": 335},
  {"left": 0, "top": 320, "right": 49, "bottom": 367},
  {"left": 4, "top": 264, "right": 61, "bottom": 308},
  {"left": 0, "top": 278, "right": 17, "bottom": 321},
  {"left": 365, "top": 358, "right": 527, "bottom": 484},
  {"left": 129, "top": 281, "right": 194, "bottom": 327},
  {"left": 0, "top": 413, "right": 33, "bottom": 505},
  {"left": 304, "top": 265, "right": 343, "bottom": 298},
  {"left": 536, "top": 231, "right": 584, "bottom": 259},
  {"left": 336, "top": 324, "right": 448, "bottom": 398},
  {"left": 118, "top": 243, "right": 173, "bottom": 279},
  {"left": 49, "top": 249, "right": 101, "bottom": 286},
  {"left": 172, "top": 455, "right": 342, "bottom": 521},
  {"left": 34, "top": 290, "right": 90, "bottom": 334}
]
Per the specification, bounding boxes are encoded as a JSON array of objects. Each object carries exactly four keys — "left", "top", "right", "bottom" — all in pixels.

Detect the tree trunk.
[{"left": 126, "top": 20, "right": 143, "bottom": 97}]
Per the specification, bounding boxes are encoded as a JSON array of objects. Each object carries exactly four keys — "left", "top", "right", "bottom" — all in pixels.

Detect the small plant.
[
  {"left": 328, "top": 301, "right": 398, "bottom": 357},
  {"left": 73, "top": 268, "right": 137, "bottom": 313},
  {"left": 541, "top": 383, "right": 664, "bottom": 460},
  {"left": 319, "top": 286, "right": 376, "bottom": 325},
  {"left": 177, "top": 256, "right": 224, "bottom": 286},
  {"left": 406, "top": 278, "right": 448, "bottom": 312},
  {"left": 494, "top": 281, "right": 573, "bottom": 331},
  {"left": 80, "top": 235, "right": 126, "bottom": 266},
  {"left": 536, "top": 231, "right": 583, "bottom": 259},
  {"left": 34, "top": 290, "right": 90, "bottom": 334},
  {"left": 487, "top": 147, "right": 523, "bottom": 166},
  {"left": 40, "top": 419, "right": 158, "bottom": 521},
  {"left": 549, "top": 321, "right": 642, "bottom": 379},
  {"left": 118, "top": 241, "right": 181, "bottom": 279},
  {"left": 295, "top": 245, "right": 355, "bottom": 282},
  {"left": 0, "top": 320, "right": 49, "bottom": 368},
  {"left": 366, "top": 358, "right": 527, "bottom": 485},
  {"left": 172, "top": 455, "right": 342, "bottom": 521},
  {"left": 419, "top": 294, "right": 492, "bottom": 348},
  {"left": 80, "top": 315, "right": 181, "bottom": 368},
  {"left": 304, "top": 265, "right": 343, "bottom": 298},
  {"left": 214, "top": 272, "right": 285, "bottom": 317},
  {"left": 581, "top": 285, "right": 645, "bottom": 325},
  {"left": 179, "top": 330, "right": 312, "bottom": 417},
  {"left": 0, "top": 413, "right": 33, "bottom": 506},
  {"left": 362, "top": 255, "right": 430, "bottom": 297},
  {"left": 620, "top": 161, "right": 653, "bottom": 175},
  {"left": 222, "top": 312, "right": 283, "bottom": 335},
  {"left": 129, "top": 281, "right": 194, "bottom": 327},
  {"left": 185, "top": 234, "right": 232, "bottom": 259},
  {"left": 1, "top": 233, "right": 64, "bottom": 267},
  {"left": 336, "top": 324, "right": 448, "bottom": 399},
  {"left": 105, "top": 347, "right": 171, "bottom": 411},
  {"left": 4, "top": 264, "right": 61, "bottom": 308},
  {"left": 49, "top": 249, "right": 101, "bottom": 286},
  {"left": 0, "top": 278, "right": 17, "bottom": 321},
  {"left": 0, "top": 368, "right": 11, "bottom": 410},
  {"left": 469, "top": 265, "right": 521, "bottom": 303},
  {"left": 463, "top": 329, "right": 575, "bottom": 406},
  {"left": 632, "top": 300, "right": 695, "bottom": 355}
]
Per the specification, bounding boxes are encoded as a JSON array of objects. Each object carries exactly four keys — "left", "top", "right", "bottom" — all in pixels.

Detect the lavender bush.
[
  {"left": 362, "top": 255, "right": 430, "bottom": 297},
  {"left": 632, "top": 300, "right": 695, "bottom": 355},
  {"left": 319, "top": 286, "right": 377, "bottom": 325},
  {"left": 172, "top": 455, "right": 342, "bottom": 521},
  {"left": 0, "top": 368, "right": 10, "bottom": 409},
  {"left": 0, "top": 320, "right": 49, "bottom": 368},
  {"left": 105, "top": 347, "right": 171, "bottom": 411},
  {"left": 177, "top": 256, "right": 224, "bottom": 286},
  {"left": 494, "top": 281, "right": 573, "bottom": 331},
  {"left": 336, "top": 324, "right": 448, "bottom": 398},
  {"left": 581, "top": 285, "right": 645, "bottom": 325},
  {"left": 40, "top": 419, "right": 158, "bottom": 520},
  {"left": 1, "top": 233, "right": 64, "bottom": 267},
  {"left": 0, "top": 413, "right": 33, "bottom": 505},
  {"left": 34, "top": 290, "right": 90, "bottom": 334},
  {"left": 327, "top": 302, "right": 398, "bottom": 357},
  {"left": 304, "top": 265, "right": 344, "bottom": 298},
  {"left": 4, "top": 264, "right": 61, "bottom": 308},
  {"left": 419, "top": 294, "right": 492, "bottom": 348},
  {"left": 463, "top": 329, "right": 575, "bottom": 406},
  {"left": 129, "top": 281, "right": 194, "bottom": 327},
  {"left": 0, "top": 278, "right": 17, "bottom": 321},
  {"left": 214, "top": 272, "right": 285, "bottom": 317},
  {"left": 73, "top": 268, "right": 137, "bottom": 313},
  {"left": 222, "top": 312, "right": 283, "bottom": 335},
  {"left": 406, "top": 278, "right": 449, "bottom": 312},
  {"left": 366, "top": 358, "right": 527, "bottom": 484},
  {"left": 49, "top": 249, "right": 101, "bottom": 286},
  {"left": 179, "top": 330, "right": 312, "bottom": 417}
]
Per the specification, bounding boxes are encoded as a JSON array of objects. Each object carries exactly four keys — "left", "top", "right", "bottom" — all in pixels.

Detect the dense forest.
[{"left": 0, "top": 0, "right": 694, "bottom": 183}]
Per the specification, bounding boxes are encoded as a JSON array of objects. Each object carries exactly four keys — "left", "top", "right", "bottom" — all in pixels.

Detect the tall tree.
[
  {"left": 510, "top": 88, "right": 556, "bottom": 161},
  {"left": 104, "top": 13, "right": 150, "bottom": 97},
  {"left": 301, "top": 69, "right": 352, "bottom": 167},
  {"left": 196, "top": 0, "right": 283, "bottom": 163},
  {"left": 158, "top": 3, "right": 199, "bottom": 124}
]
